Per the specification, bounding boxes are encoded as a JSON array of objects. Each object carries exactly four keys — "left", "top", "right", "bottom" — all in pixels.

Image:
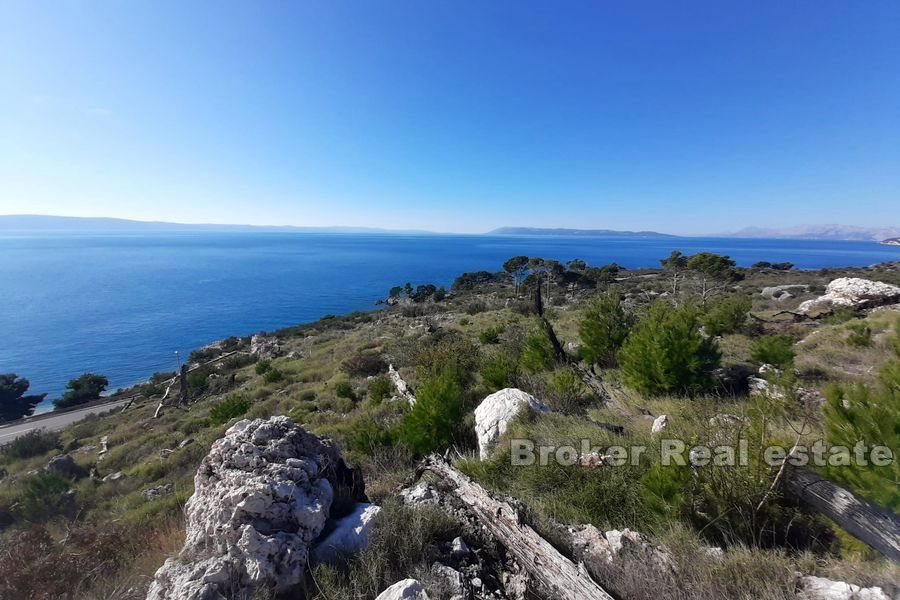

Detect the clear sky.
[{"left": 1, "top": 1, "right": 898, "bottom": 234}]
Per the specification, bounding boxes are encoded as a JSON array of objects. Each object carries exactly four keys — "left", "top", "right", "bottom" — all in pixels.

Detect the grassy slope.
[{"left": 1, "top": 261, "right": 898, "bottom": 599}]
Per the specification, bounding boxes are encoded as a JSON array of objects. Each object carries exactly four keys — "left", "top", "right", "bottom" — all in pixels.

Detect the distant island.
[
  {"left": 881, "top": 237, "right": 900, "bottom": 246},
  {"left": 0, "top": 215, "right": 431, "bottom": 235},
  {"left": 727, "top": 224, "right": 900, "bottom": 242},
  {"left": 488, "top": 226, "right": 676, "bottom": 237}
]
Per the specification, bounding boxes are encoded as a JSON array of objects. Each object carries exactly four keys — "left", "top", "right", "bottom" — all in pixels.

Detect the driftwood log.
[
  {"left": 782, "top": 466, "right": 900, "bottom": 563},
  {"left": 422, "top": 455, "right": 615, "bottom": 600}
]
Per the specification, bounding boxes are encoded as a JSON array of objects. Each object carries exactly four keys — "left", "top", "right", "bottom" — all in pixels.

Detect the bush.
[
  {"left": 0, "top": 429, "right": 60, "bottom": 461},
  {"left": 544, "top": 368, "right": 588, "bottom": 413},
  {"left": 478, "top": 325, "right": 504, "bottom": 345},
  {"left": 702, "top": 295, "right": 751, "bottom": 336},
  {"left": 53, "top": 373, "right": 108, "bottom": 410},
  {"left": 398, "top": 370, "right": 466, "bottom": 455},
  {"left": 618, "top": 301, "right": 721, "bottom": 396},
  {"left": 209, "top": 395, "right": 251, "bottom": 425},
  {"left": 263, "top": 368, "right": 284, "bottom": 384},
  {"left": 579, "top": 287, "right": 632, "bottom": 368},
  {"left": 335, "top": 380, "right": 355, "bottom": 400},
  {"left": 822, "top": 361, "right": 899, "bottom": 508},
  {"left": 480, "top": 351, "right": 519, "bottom": 392},
  {"left": 845, "top": 322, "right": 873, "bottom": 348},
  {"left": 519, "top": 325, "right": 557, "bottom": 373},
  {"left": 750, "top": 335, "right": 795, "bottom": 368},
  {"left": 465, "top": 300, "right": 488, "bottom": 315},
  {"left": 255, "top": 360, "right": 272, "bottom": 375},
  {"left": 413, "top": 331, "right": 480, "bottom": 387},
  {"left": 17, "top": 472, "right": 74, "bottom": 521},
  {"left": 186, "top": 370, "right": 209, "bottom": 394},
  {"left": 341, "top": 352, "right": 388, "bottom": 377},
  {"left": 367, "top": 376, "right": 394, "bottom": 403}
]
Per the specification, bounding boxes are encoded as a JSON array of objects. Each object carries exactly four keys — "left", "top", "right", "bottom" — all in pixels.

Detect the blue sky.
[{"left": 1, "top": 1, "right": 898, "bottom": 234}]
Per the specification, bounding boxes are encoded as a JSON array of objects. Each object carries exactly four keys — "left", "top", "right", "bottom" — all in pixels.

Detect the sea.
[{"left": 1, "top": 232, "right": 898, "bottom": 411}]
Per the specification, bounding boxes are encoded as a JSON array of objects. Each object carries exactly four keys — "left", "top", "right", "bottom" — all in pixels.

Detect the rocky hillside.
[{"left": 1, "top": 255, "right": 899, "bottom": 599}]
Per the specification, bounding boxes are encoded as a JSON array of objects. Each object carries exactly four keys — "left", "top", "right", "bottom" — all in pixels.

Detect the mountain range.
[{"left": 2, "top": 216, "right": 899, "bottom": 242}]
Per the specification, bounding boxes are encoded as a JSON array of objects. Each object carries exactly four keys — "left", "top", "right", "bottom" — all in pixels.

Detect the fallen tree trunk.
[
  {"left": 782, "top": 466, "right": 900, "bottom": 563},
  {"left": 422, "top": 455, "right": 615, "bottom": 600}
]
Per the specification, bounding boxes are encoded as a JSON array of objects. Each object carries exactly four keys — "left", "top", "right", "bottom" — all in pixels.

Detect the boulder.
[
  {"left": 570, "top": 525, "right": 673, "bottom": 572},
  {"left": 761, "top": 284, "right": 809, "bottom": 301},
  {"left": 474, "top": 388, "right": 550, "bottom": 459},
  {"left": 650, "top": 414, "right": 668, "bottom": 435},
  {"left": 798, "top": 278, "right": 900, "bottom": 315},
  {"left": 450, "top": 536, "right": 470, "bottom": 559},
  {"left": 311, "top": 502, "right": 382, "bottom": 565},
  {"left": 399, "top": 482, "right": 439, "bottom": 506},
  {"left": 46, "top": 454, "right": 78, "bottom": 478},
  {"left": 375, "top": 579, "right": 430, "bottom": 600},
  {"left": 797, "top": 575, "right": 890, "bottom": 600},
  {"left": 146, "top": 416, "right": 364, "bottom": 600}
]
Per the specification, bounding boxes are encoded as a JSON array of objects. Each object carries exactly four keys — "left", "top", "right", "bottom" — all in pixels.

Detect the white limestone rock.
[
  {"left": 762, "top": 284, "right": 809, "bottom": 301},
  {"left": 797, "top": 575, "right": 891, "bottom": 600},
  {"left": 375, "top": 578, "right": 430, "bottom": 600},
  {"left": 798, "top": 278, "right": 900, "bottom": 315},
  {"left": 474, "top": 388, "right": 550, "bottom": 460},
  {"left": 146, "top": 417, "right": 347, "bottom": 600},
  {"left": 651, "top": 414, "right": 668, "bottom": 435},
  {"left": 250, "top": 334, "right": 282, "bottom": 359},
  {"left": 311, "top": 503, "right": 382, "bottom": 565}
]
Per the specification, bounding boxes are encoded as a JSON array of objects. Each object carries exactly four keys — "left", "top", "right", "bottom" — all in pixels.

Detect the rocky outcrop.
[
  {"left": 147, "top": 416, "right": 365, "bottom": 600},
  {"left": 570, "top": 525, "right": 673, "bottom": 573},
  {"left": 375, "top": 579, "right": 430, "bottom": 600},
  {"left": 311, "top": 502, "right": 381, "bottom": 565},
  {"left": 474, "top": 388, "right": 550, "bottom": 459},
  {"left": 797, "top": 575, "right": 891, "bottom": 600},
  {"left": 250, "top": 334, "right": 282, "bottom": 359},
  {"left": 798, "top": 278, "right": 900, "bottom": 315}
]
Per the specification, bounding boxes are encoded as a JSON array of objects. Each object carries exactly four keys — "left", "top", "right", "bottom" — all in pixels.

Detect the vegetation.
[
  {"left": 2, "top": 254, "right": 898, "bottom": 598},
  {"left": 0, "top": 374, "right": 47, "bottom": 422},
  {"left": 209, "top": 394, "right": 251, "bottom": 425},
  {"left": 578, "top": 287, "right": 632, "bottom": 368},
  {"left": 53, "top": 373, "right": 108, "bottom": 410},
  {"left": 397, "top": 369, "right": 466, "bottom": 455},
  {"left": 619, "top": 301, "right": 721, "bottom": 395},
  {"left": 751, "top": 335, "right": 795, "bottom": 368}
]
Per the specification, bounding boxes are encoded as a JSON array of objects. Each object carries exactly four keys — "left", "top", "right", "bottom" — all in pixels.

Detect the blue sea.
[{"left": 1, "top": 232, "right": 898, "bottom": 410}]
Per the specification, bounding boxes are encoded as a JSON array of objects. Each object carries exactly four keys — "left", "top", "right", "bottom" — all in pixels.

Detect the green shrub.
[
  {"left": 255, "top": 360, "right": 272, "bottom": 375},
  {"left": 822, "top": 361, "right": 899, "bottom": 508},
  {"left": 750, "top": 335, "right": 795, "bottom": 368},
  {"left": 413, "top": 331, "right": 480, "bottom": 386},
  {"left": 465, "top": 301, "right": 487, "bottom": 315},
  {"left": 209, "top": 395, "right": 251, "bottom": 425},
  {"left": 367, "top": 376, "right": 394, "bottom": 403},
  {"left": 544, "top": 368, "right": 588, "bottom": 413},
  {"left": 335, "top": 380, "right": 355, "bottom": 400},
  {"left": 263, "top": 368, "right": 284, "bottom": 384},
  {"left": 618, "top": 301, "right": 721, "bottom": 396},
  {"left": 186, "top": 370, "right": 209, "bottom": 394},
  {"left": 341, "top": 352, "right": 388, "bottom": 377},
  {"left": 579, "top": 287, "right": 632, "bottom": 367},
  {"left": 480, "top": 352, "right": 519, "bottom": 392},
  {"left": 398, "top": 370, "right": 466, "bottom": 455},
  {"left": 702, "top": 295, "right": 751, "bottom": 336},
  {"left": 17, "top": 472, "right": 73, "bottom": 521},
  {"left": 0, "top": 429, "right": 60, "bottom": 461},
  {"left": 478, "top": 325, "right": 504, "bottom": 345},
  {"left": 845, "top": 322, "right": 873, "bottom": 348},
  {"left": 519, "top": 325, "right": 557, "bottom": 373}
]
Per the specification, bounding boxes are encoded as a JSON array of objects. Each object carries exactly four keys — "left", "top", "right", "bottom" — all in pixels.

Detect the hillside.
[
  {"left": 729, "top": 224, "right": 900, "bottom": 242},
  {"left": 1, "top": 256, "right": 899, "bottom": 599}
]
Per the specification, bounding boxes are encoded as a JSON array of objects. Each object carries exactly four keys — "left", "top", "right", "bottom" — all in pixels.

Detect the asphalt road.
[{"left": 0, "top": 399, "right": 132, "bottom": 445}]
